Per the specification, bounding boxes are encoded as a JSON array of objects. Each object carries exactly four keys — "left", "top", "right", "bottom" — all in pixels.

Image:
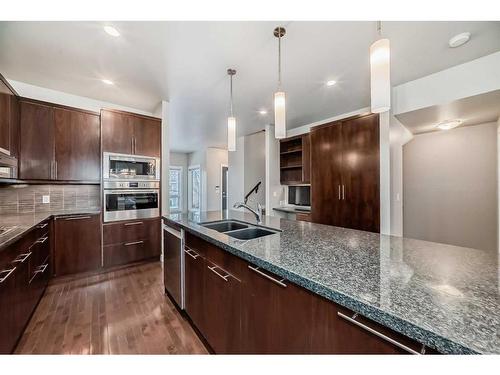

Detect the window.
[
  {"left": 188, "top": 166, "right": 201, "bottom": 212},
  {"left": 169, "top": 166, "right": 182, "bottom": 212}
]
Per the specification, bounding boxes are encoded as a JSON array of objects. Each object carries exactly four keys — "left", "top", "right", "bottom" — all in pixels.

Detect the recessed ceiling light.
[
  {"left": 326, "top": 80, "right": 337, "bottom": 86},
  {"left": 448, "top": 32, "right": 470, "bottom": 48},
  {"left": 101, "top": 79, "right": 114, "bottom": 85},
  {"left": 104, "top": 25, "right": 120, "bottom": 37},
  {"left": 436, "top": 119, "right": 463, "bottom": 130},
  {"left": 259, "top": 110, "right": 268, "bottom": 115}
]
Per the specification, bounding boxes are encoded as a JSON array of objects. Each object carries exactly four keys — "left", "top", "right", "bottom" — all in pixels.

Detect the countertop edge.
[
  {"left": 0, "top": 210, "right": 101, "bottom": 251},
  {"left": 163, "top": 215, "right": 477, "bottom": 354}
]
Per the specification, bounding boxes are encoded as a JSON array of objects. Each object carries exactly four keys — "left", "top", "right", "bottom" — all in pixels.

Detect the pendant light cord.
[
  {"left": 278, "top": 32, "right": 282, "bottom": 89},
  {"left": 230, "top": 73, "right": 233, "bottom": 117},
  {"left": 377, "top": 21, "right": 382, "bottom": 37}
]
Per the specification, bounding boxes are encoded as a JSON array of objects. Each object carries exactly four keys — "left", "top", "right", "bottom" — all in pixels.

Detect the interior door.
[
  {"left": 101, "top": 110, "right": 134, "bottom": 154},
  {"left": 54, "top": 108, "right": 100, "bottom": 181},
  {"left": 341, "top": 114, "right": 380, "bottom": 232},
  {"left": 311, "top": 122, "right": 344, "bottom": 226},
  {"left": 19, "top": 101, "right": 54, "bottom": 180}
]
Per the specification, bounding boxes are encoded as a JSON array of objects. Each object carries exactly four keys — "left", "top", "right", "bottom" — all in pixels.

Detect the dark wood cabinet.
[
  {"left": 279, "top": 134, "right": 311, "bottom": 185},
  {"left": 19, "top": 100, "right": 100, "bottom": 182},
  {"left": 103, "top": 217, "right": 161, "bottom": 268},
  {"left": 311, "top": 113, "right": 380, "bottom": 232},
  {"left": 54, "top": 214, "right": 101, "bottom": 276},
  {"left": 180, "top": 232, "right": 433, "bottom": 354},
  {"left": 54, "top": 108, "right": 100, "bottom": 181},
  {"left": 0, "top": 73, "right": 19, "bottom": 158},
  {"left": 101, "top": 109, "right": 161, "bottom": 157},
  {"left": 19, "top": 101, "right": 54, "bottom": 180},
  {"left": 0, "top": 220, "right": 51, "bottom": 354}
]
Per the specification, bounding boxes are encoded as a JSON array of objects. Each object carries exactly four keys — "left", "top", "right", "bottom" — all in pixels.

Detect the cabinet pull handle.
[
  {"left": 63, "top": 216, "right": 91, "bottom": 221},
  {"left": 208, "top": 265, "right": 229, "bottom": 282},
  {"left": 125, "top": 221, "right": 143, "bottom": 226},
  {"left": 338, "top": 185, "right": 341, "bottom": 200},
  {"left": 37, "top": 223, "right": 48, "bottom": 229},
  {"left": 184, "top": 248, "right": 200, "bottom": 259},
  {"left": 125, "top": 240, "right": 144, "bottom": 246},
  {"left": 131, "top": 138, "right": 134, "bottom": 154},
  {"left": 55, "top": 161, "right": 58, "bottom": 179},
  {"left": 13, "top": 252, "right": 32, "bottom": 263},
  {"left": 337, "top": 311, "right": 421, "bottom": 355},
  {"left": 342, "top": 185, "right": 345, "bottom": 200},
  {"left": 248, "top": 265, "right": 287, "bottom": 288},
  {"left": 0, "top": 267, "right": 16, "bottom": 283},
  {"left": 37, "top": 236, "right": 49, "bottom": 244}
]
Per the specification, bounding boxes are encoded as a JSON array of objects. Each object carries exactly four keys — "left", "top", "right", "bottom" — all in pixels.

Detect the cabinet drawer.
[
  {"left": 103, "top": 218, "right": 160, "bottom": 246},
  {"left": 296, "top": 213, "right": 311, "bottom": 222},
  {"left": 103, "top": 239, "right": 159, "bottom": 268}
]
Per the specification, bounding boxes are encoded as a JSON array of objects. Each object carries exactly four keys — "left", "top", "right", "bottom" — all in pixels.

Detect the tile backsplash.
[{"left": 0, "top": 185, "right": 100, "bottom": 215}]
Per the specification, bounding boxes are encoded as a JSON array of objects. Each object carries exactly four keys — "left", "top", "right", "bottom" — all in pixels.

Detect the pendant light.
[
  {"left": 227, "top": 68, "right": 236, "bottom": 152},
  {"left": 274, "top": 26, "right": 286, "bottom": 139},
  {"left": 370, "top": 21, "right": 391, "bottom": 113}
]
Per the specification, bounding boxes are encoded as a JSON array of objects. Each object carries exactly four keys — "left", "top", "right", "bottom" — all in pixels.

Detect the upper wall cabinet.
[
  {"left": 0, "top": 74, "right": 19, "bottom": 158},
  {"left": 279, "top": 134, "right": 311, "bottom": 185},
  {"left": 19, "top": 100, "right": 100, "bottom": 182},
  {"left": 101, "top": 109, "right": 161, "bottom": 157}
]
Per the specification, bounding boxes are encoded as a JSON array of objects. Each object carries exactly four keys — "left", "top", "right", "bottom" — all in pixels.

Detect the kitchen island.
[{"left": 163, "top": 210, "right": 500, "bottom": 354}]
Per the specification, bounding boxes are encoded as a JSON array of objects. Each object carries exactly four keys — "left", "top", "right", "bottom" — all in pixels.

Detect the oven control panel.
[{"left": 103, "top": 180, "right": 160, "bottom": 189}]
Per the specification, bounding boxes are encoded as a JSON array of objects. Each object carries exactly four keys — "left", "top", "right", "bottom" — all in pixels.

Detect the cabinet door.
[
  {"left": 54, "top": 108, "right": 100, "bottom": 181},
  {"left": 311, "top": 122, "right": 344, "bottom": 226},
  {"left": 0, "top": 261, "right": 18, "bottom": 353},
  {"left": 341, "top": 114, "right": 380, "bottom": 232},
  {"left": 101, "top": 110, "right": 134, "bottom": 154},
  {"left": 132, "top": 116, "right": 161, "bottom": 157},
  {"left": 54, "top": 214, "right": 101, "bottom": 276},
  {"left": 0, "top": 82, "right": 11, "bottom": 154},
  {"left": 203, "top": 260, "right": 241, "bottom": 353},
  {"left": 184, "top": 246, "right": 206, "bottom": 334},
  {"left": 301, "top": 133, "right": 311, "bottom": 183},
  {"left": 19, "top": 102, "right": 54, "bottom": 180}
]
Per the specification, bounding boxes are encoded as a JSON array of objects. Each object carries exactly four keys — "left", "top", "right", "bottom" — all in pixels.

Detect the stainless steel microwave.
[{"left": 103, "top": 152, "right": 160, "bottom": 181}]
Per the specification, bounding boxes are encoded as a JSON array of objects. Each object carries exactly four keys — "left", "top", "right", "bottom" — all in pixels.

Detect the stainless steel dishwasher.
[{"left": 163, "top": 224, "right": 184, "bottom": 309}]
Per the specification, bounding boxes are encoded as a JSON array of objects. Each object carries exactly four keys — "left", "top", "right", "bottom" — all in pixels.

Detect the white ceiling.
[{"left": 0, "top": 21, "right": 499, "bottom": 152}]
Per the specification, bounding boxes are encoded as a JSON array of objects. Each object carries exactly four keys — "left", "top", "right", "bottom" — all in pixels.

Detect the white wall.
[
  {"left": 265, "top": 124, "right": 283, "bottom": 215},
  {"left": 393, "top": 51, "right": 500, "bottom": 115},
  {"left": 244, "top": 131, "right": 266, "bottom": 208},
  {"left": 403, "top": 122, "right": 498, "bottom": 252},
  {"left": 206, "top": 148, "right": 228, "bottom": 211},
  {"left": 228, "top": 136, "right": 245, "bottom": 211},
  {"left": 9, "top": 79, "right": 155, "bottom": 116},
  {"left": 170, "top": 152, "right": 189, "bottom": 213}
]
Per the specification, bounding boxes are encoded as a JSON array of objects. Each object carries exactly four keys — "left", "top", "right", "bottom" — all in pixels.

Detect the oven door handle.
[{"left": 105, "top": 190, "right": 159, "bottom": 194}]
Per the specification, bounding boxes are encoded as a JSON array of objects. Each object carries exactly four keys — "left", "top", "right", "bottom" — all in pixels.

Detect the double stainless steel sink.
[{"left": 200, "top": 220, "right": 280, "bottom": 240}]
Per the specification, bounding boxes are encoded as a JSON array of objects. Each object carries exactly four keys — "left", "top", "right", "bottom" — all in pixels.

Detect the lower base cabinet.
[
  {"left": 0, "top": 220, "right": 51, "bottom": 354},
  {"left": 103, "top": 217, "right": 161, "bottom": 268},
  {"left": 54, "top": 214, "right": 101, "bottom": 276},
  {"left": 184, "top": 232, "right": 436, "bottom": 355}
]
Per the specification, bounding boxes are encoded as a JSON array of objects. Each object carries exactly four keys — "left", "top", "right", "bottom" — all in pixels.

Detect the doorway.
[{"left": 221, "top": 165, "right": 228, "bottom": 210}]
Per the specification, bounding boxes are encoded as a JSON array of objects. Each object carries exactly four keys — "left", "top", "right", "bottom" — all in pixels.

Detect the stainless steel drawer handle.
[
  {"left": 37, "top": 236, "right": 49, "bottom": 244},
  {"left": 0, "top": 267, "right": 16, "bottom": 283},
  {"left": 37, "top": 223, "right": 48, "bottom": 229},
  {"left": 35, "top": 264, "right": 48, "bottom": 274},
  {"left": 208, "top": 265, "right": 229, "bottom": 282},
  {"left": 248, "top": 265, "right": 287, "bottom": 288},
  {"left": 64, "top": 216, "right": 91, "bottom": 221},
  {"left": 337, "top": 311, "right": 421, "bottom": 355},
  {"left": 125, "top": 222, "right": 143, "bottom": 226},
  {"left": 13, "top": 252, "right": 32, "bottom": 263},
  {"left": 184, "top": 248, "right": 200, "bottom": 259},
  {"left": 124, "top": 240, "right": 144, "bottom": 246}
]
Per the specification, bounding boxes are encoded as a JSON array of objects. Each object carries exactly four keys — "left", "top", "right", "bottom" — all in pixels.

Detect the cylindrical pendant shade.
[
  {"left": 370, "top": 38, "right": 391, "bottom": 113},
  {"left": 274, "top": 91, "right": 286, "bottom": 139},
  {"left": 227, "top": 116, "right": 236, "bottom": 152}
]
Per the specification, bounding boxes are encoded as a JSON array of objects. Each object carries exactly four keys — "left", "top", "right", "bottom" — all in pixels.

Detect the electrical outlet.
[{"left": 42, "top": 195, "right": 50, "bottom": 204}]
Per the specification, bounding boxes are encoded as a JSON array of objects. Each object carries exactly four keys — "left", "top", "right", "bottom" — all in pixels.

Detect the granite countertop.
[
  {"left": 0, "top": 209, "right": 101, "bottom": 251},
  {"left": 163, "top": 210, "right": 500, "bottom": 354},
  {"left": 273, "top": 206, "right": 311, "bottom": 214}
]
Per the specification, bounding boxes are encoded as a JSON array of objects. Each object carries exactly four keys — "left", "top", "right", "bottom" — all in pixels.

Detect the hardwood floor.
[{"left": 15, "top": 261, "right": 208, "bottom": 354}]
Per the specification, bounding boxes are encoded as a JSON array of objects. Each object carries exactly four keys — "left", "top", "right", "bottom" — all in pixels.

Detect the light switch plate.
[{"left": 42, "top": 195, "right": 50, "bottom": 204}]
